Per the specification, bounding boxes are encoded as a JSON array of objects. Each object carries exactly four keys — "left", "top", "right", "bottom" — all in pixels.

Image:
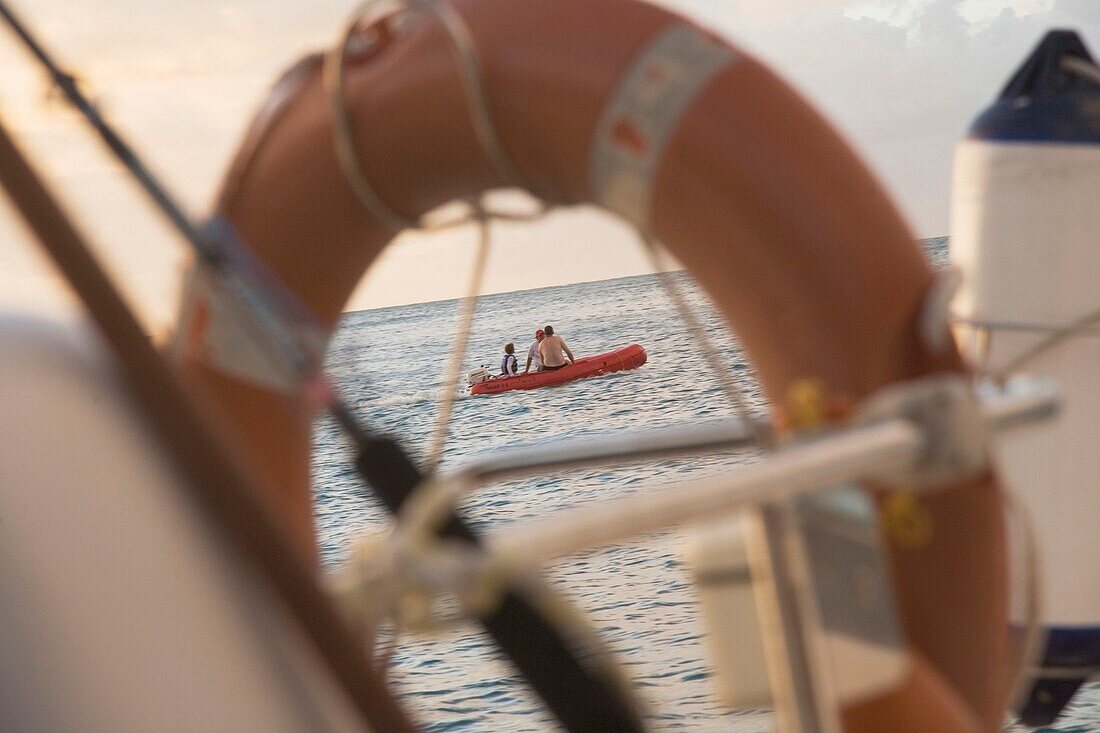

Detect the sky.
[{"left": 1, "top": 0, "right": 1099, "bottom": 330}]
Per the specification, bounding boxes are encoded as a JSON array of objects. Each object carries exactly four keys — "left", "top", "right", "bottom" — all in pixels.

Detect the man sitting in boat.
[
  {"left": 524, "top": 329, "right": 544, "bottom": 373},
  {"left": 538, "top": 325, "right": 575, "bottom": 371},
  {"left": 501, "top": 342, "right": 519, "bottom": 377}
]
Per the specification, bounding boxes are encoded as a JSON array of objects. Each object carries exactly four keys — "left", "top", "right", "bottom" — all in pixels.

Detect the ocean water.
[{"left": 313, "top": 238, "right": 1098, "bottom": 731}]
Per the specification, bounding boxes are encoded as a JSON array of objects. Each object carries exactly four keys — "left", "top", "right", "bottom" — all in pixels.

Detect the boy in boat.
[
  {"left": 501, "top": 342, "right": 519, "bottom": 376},
  {"left": 538, "top": 325, "right": 575, "bottom": 371},
  {"left": 524, "top": 329, "right": 544, "bottom": 373}
]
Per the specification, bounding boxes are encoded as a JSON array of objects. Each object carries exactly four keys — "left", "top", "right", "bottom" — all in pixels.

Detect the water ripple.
[{"left": 315, "top": 260, "right": 1097, "bottom": 732}]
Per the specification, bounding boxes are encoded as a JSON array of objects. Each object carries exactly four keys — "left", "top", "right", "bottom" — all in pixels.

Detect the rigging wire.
[
  {"left": 3, "top": 3, "right": 646, "bottom": 727},
  {"left": 990, "top": 304, "right": 1100, "bottom": 382},
  {"left": 325, "top": 0, "right": 562, "bottom": 473},
  {"left": 1003, "top": 481, "right": 1045, "bottom": 712},
  {"left": 980, "top": 55, "right": 1100, "bottom": 380},
  {"left": 423, "top": 205, "right": 492, "bottom": 471},
  {"left": 638, "top": 231, "right": 773, "bottom": 448},
  {"left": 0, "top": 0, "right": 378, "bottom": 452},
  {"left": 323, "top": 4, "right": 647, "bottom": 729},
  {"left": 9, "top": 1, "right": 1040, "bottom": 728},
  {"left": 0, "top": 88, "right": 416, "bottom": 733},
  {"left": 324, "top": 5, "right": 1057, "bottom": 728}
]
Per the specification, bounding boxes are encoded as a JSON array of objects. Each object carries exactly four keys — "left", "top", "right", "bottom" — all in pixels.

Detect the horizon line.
[{"left": 343, "top": 235, "right": 949, "bottom": 315}]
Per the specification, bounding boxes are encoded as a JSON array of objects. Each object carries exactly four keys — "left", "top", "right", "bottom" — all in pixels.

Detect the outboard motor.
[
  {"left": 950, "top": 29, "right": 1100, "bottom": 726},
  {"left": 466, "top": 366, "right": 491, "bottom": 386}
]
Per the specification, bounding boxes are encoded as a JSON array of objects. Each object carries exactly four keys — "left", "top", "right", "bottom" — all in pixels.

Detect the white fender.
[{"left": 950, "top": 29, "right": 1100, "bottom": 725}]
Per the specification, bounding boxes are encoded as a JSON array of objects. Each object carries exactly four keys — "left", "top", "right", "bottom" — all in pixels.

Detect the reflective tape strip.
[
  {"left": 590, "top": 25, "right": 735, "bottom": 229},
  {"left": 171, "top": 264, "right": 328, "bottom": 394}
]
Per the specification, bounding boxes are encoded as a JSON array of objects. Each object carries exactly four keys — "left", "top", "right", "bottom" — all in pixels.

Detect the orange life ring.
[{"left": 175, "top": 0, "right": 1011, "bottom": 730}]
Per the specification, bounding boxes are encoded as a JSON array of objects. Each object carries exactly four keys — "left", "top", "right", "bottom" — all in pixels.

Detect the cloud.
[
  {"left": 659, "top": 0, "right": 856, "bottom": 28},
  {"left": 654, "top": 0, "right": 1100, "bottom": 235},
  {"left": 1053, "top": 0, "right": 1100, "bottom": 24},
  {"left": 9, "top": 0, "right": 1098, "bottom": 234},
  {"left": 4, "top": 0, "right": 1100, "bottom": 316}
]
